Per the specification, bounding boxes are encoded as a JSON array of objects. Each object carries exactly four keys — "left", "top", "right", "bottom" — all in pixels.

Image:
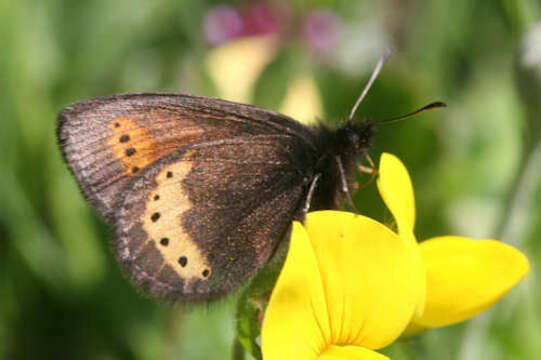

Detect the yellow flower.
[
  {"left": 377, "top": 154, "right": 530, "bottom": 333},
  {"left": 261, "top": 153, "right": 529, "bottom": 359}
]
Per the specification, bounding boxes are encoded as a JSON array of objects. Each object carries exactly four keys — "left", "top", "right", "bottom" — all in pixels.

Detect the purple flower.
[
  {"left": 241, "top": 2, "right": 283, "bottom": 37},
  {"left": 303, "top": 10, "right": 341, "bottom": 53},
  {"left": 203, "top": 5, "right": 244, "bottom": 46}
]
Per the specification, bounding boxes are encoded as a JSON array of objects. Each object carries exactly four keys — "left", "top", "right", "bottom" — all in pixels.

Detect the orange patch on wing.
[{"left": 107, "top": 117, "right": 160, "bottom": 176}]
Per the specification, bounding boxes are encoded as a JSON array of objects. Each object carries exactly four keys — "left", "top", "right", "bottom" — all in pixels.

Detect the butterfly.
[{"left": 57, "top": 52, "right": 444, "bottom": 302}]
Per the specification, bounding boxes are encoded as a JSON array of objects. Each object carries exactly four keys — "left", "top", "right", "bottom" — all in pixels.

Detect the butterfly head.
[{"left": 335, "top": 122, "right": 374, "bottom": 156}]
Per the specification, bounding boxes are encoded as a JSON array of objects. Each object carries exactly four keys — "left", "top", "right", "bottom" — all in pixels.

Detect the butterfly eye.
[{"left": 347, "top": 132, "right": 360, "bottom": 146}]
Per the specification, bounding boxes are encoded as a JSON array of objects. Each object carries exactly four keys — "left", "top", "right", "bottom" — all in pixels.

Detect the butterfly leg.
[
  {"left": 356, "top": 154, "right": 378, "bottom": 191},
  {"left": 335, "top": 156, "right": 359, "bottom": 213},
  {"left": 302, "top": 173, "right": 322, "bottom": 218}
]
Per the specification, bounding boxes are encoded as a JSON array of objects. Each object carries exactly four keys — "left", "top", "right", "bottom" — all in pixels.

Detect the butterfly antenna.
[
  {"left": 348, "top": 48, "right": 392, "bottom": 124},
  {"left": 372, "top": 101, "right": 447, "bottom": 125}
]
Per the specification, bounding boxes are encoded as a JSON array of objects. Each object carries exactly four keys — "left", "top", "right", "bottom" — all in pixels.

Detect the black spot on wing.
[{"left": 178, "top": 256, "right": 188, "bottom": 267}]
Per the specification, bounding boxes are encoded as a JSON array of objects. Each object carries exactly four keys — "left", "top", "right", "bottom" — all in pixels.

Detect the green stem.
[{"left": 232, "top": 337, "right": 246, "bottom": 360}]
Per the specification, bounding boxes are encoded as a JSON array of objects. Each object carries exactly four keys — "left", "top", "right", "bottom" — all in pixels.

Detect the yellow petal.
[
  {"left": 304, "top": 211, "right": 421, "bottom": 350},
  {"left": 376, "top": 153, "right": 426, "bottom": 319},
  {"left": 413, "top": 236, "right": 530, "bottom": 327},
  {"left": 262, "top": 221, "right": 330, "bottom": 360},
  {"left": 319, "top": 345, "right": 390, "bottom": 360},
  {"left": 376, "top": 153, "right": 415, "bottom": 233}
]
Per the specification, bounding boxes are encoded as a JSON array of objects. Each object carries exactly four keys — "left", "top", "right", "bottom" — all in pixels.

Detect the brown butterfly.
[{"left": 57, "top": 53, "right": 444, "bottom": 302}]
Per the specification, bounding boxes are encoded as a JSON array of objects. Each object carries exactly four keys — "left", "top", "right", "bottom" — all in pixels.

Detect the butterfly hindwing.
[
  {"left": 57, "top": 93, "right": 316, "bottom": 221},
  {"left": 113, "top": 135, "right": 308, "bottom": 301}
]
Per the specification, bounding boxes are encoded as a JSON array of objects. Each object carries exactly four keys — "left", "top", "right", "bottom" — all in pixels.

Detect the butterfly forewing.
[
  {"left": 114, "top": 137, "right": 307, "bottom": 301},
  {"left": 57, "top": 93, "right": 316, "bottom": 220}
]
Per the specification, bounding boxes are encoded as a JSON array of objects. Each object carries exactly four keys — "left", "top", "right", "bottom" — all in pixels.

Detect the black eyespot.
[
  {"left": 132, "top": 166, "right": 139, "bottom": 173},
  {"left": 151, "top": 212, "right": 160, "bottom": 222},
  {"left": 119, "top": 134, "right": 130, "bottom": 142},
  {"left": 178, "top": 256, "right": 187, "bottom": 267},
  {"left": 167, "top": 171, "right": 173, "bottom": 178},
  {"left": 160, "top": 238, "right": 169, "bottom": 246},
  {"left": 202, "top": 269, "right": 209, "bottom": 277},
  {"left": 154, "top": 195, "right": 160, "bottom": 201},
  {"left": 125, "top": 148, "right": 136, "bottom": 156}
]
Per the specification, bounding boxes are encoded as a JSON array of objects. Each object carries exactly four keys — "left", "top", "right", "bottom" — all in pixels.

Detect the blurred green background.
[{"left": 1, "top": 0, "right": 540, "bottom": 359}]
